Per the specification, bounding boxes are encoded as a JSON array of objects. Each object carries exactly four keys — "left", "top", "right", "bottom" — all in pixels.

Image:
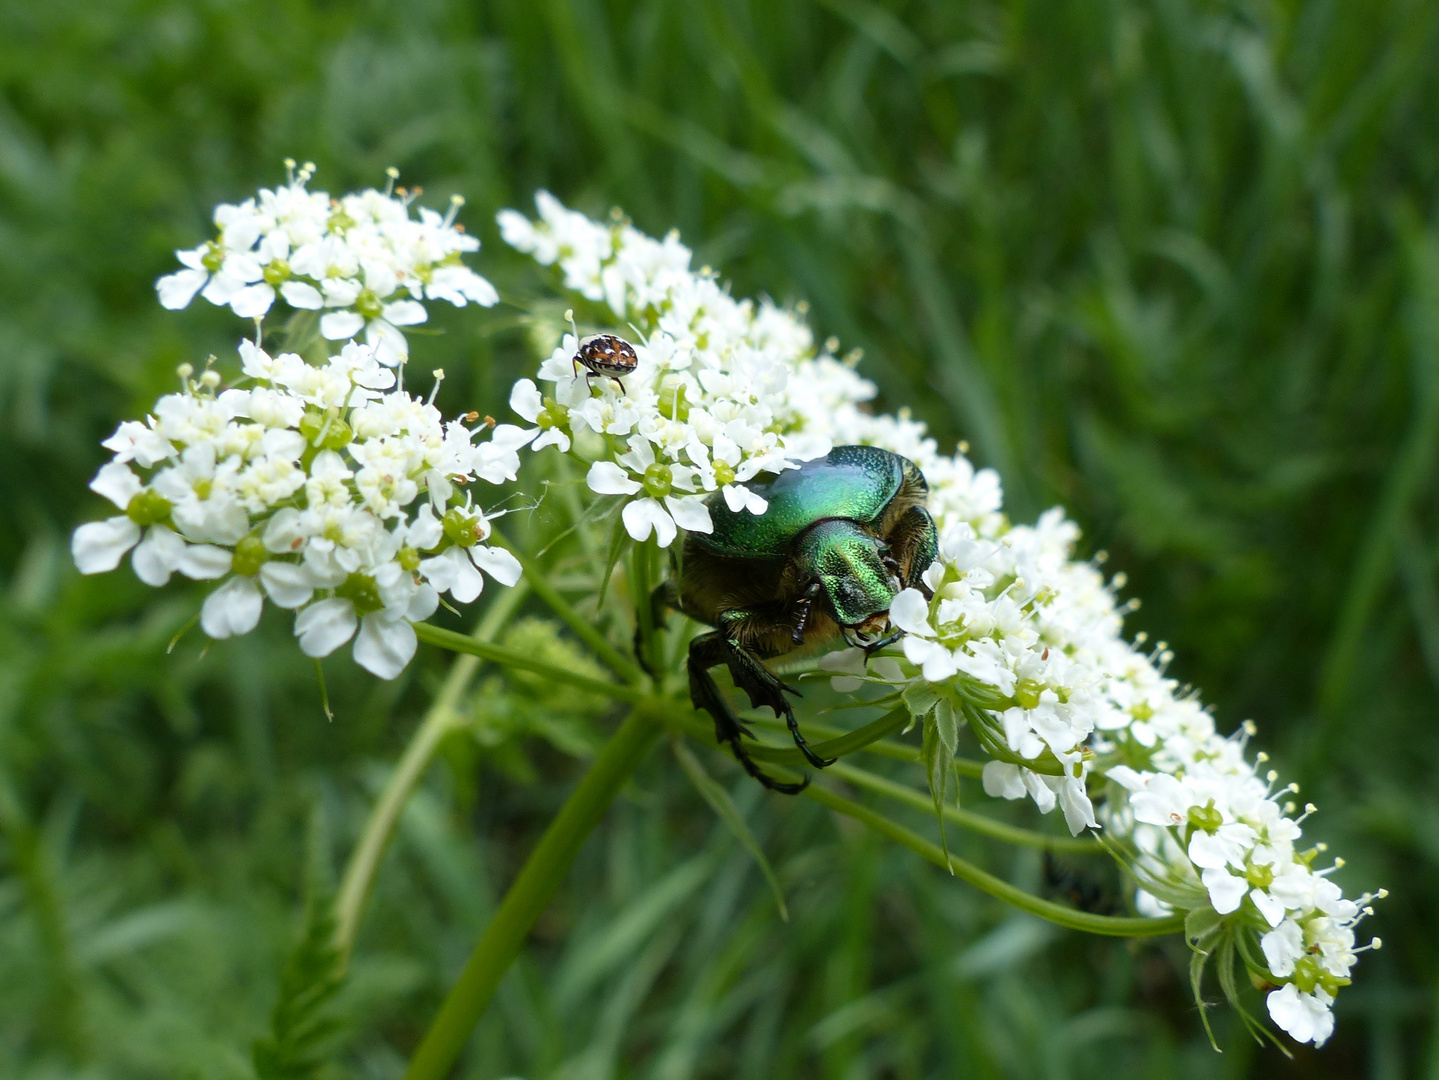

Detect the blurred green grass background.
[{"left": 1, "top": 0, "right": 1436, "bottom": 1076}]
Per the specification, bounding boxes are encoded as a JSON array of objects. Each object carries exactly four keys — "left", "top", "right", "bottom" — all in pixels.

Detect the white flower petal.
[
  {"left": 888, "top": 588, "right": 933, "bottom": 637},
  {"left": 177, "top": 544, "right": 233, "bottom": 580},
  {"left": 294, "top": 598, "right": 358, "bottom": 658},
  {"left": 320, "top": 311, "right": 365, "bottom": 341},
  {"left": 201, "top": 576, "right": 263, "bottom": 638},
  {"left": 621, "top": 498, "right": 677, "bottom": 547},
  {"left": 131, "top": 526, "right": 186, "bottom": 586},
  {"left": 353, "top": 614, "right": 417, "bottom": 679},
  {"left": 229, "top": 282, "right": 276, "bottom": 318},
  {"left": 280, "top": 280, "right": 324, "bottom": 309},
  {"left": 586, "top": 460, "right": 642, "bottom": 496},
  {"left": 509, "top": 379, "right": 543, "bottom": 424},
  {"left": 663, "top": 495, "right": 713, "bottom": 534},
  {"left": 156, "top": 268, "right": 208, "bottom": 310},
  {"left": 381, "top": 299, "right": 427, "bottom": 327},
  {"left": 72, "top": 517, "right": 141, "bottom": 574},
  {"left": 468, "top": 545, "right": 523, "bottom": 587},
  {"left": 259, "top": 562, "right": 315, "bottom": 608},
  {"left": 89, "top": 462, "right": 144, "bottom": 510}
]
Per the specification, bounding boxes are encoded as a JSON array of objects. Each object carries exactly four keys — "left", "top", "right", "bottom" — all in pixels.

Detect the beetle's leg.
[
  {"left": 887, "top": 504, "right": 940, "bottom": 593},
  {"left": 611, "top": 376, "right": 626, "bottom": 396},
  {"left": 716, "top": 607, "right": 835, "bottom": 771},
  {"left": 687, "top": 631, "right": 807, "bottom": 794},
  {"left": 791, "top": 581, "right": 822, "bottom": 645}
]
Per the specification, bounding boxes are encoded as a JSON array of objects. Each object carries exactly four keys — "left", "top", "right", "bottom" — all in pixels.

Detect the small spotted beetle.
[{"left": 572, "top": 333, "right": 638, "bottom": 394}]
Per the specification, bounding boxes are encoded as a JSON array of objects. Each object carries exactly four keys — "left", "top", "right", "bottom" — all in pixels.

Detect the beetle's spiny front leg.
[
  {"left": 715, "top": 606, "right": 835, "bottom": 772},
  {"left": 687, "top": 631, "right": 806, "bottom": 794}
]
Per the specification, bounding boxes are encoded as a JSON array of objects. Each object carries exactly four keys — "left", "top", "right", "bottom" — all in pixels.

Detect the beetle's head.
[{"left": 795, "top": 520, "right": 901, "bottom": 650}]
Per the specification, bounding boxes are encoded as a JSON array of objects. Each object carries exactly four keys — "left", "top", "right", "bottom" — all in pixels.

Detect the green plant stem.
[
  {"left": 403, "top": 709, "right": 660, "bottom": 1080},
  {"left": 333, "top": 583, "right": 530, "bottom": 963},
  {"left": 413, "top": 622, "right": 646, "bottom": 704},
  {"left": 826, "top": 761, "right": 1101, "bottom": 854},
  {"left": 493, "top": 528, "right": 644, "bottom": 684},
  {"left": 804, "top": 782, "right": 1184, "bottom": 937},
  {"left": 742, "top": 713, "right": 988, "bottom": 774}
]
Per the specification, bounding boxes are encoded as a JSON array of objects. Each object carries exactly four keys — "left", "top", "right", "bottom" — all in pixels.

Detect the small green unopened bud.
[
  {"left": 1014, "top": 679, "right": 1044, "bottom": 710},
  {"left": 657, "top": 381, "right": 690, "bottom": 422},
  {"left": 442, "top": 507, "right": 481, "bottom": 547},
  {"left": 232, "top": 536, "right": 267, "bottom": 576},
  {"left": 712, "top": 460, "right": 735, "bottom": 487},
  {"left": 1130, "top": 701, "right": 1154, "bottom": 722},
  {"left": 398, "top": 546, "right": 422, "bottom": 572},
  {"left": 200, "top": 241, "right": 225, "bottom": 273},
  {"left": 299, "top": 410, "right": 353, "bottom": 450},
  {"left": 642, "top": 463, "right": 673, "bottom": 499},
  {"left": 262, "top": 259, "right": 290, "bottom": 286},
  {"left": 336, "top": 572, "right": 384, "bottom": 617},
  {"left": 328, "top": 209, "right": 355, "bottom": 233},
  {"left": 536, "top": 397, "right": 568, "bottom": 431},
  {"left": 1245, "top": 862, "right": 1275, "bottom": 889},
  {"left": 126, "top": 489, "right": 172, "bottom": 526},
  {"left": 355, "top": 288, "right": 384, "bottom": 321},
  {"left": 1187, "top": 800, "right": 1224, "bottom": 835}
]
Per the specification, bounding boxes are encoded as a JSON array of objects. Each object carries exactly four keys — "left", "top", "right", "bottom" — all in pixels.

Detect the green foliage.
[
  {"left": 1, "top": 0, "right": 1436, "bottom": 1076},
  {"left": 251, "top": 902, "right": 348, "bottom": 1080}
]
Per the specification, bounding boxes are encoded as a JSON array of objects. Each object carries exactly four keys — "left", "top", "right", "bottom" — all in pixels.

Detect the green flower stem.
[
  {"left": 804, "top": 782, "right": 1185, "bottom": 937},
  {"left": 413, "top": 622, "right": 647, "bottom": 704},
  {"left": 333, "top": 583, "right": 530, "bottom": 963},
  {"left": 492, "top": 529, "right": 645, "bottom": 684},
  {"left": 825, "top": 761, "right": 1102, "bottom": 855},
  {"left": 403, "top": 709, "right": 661, "bottom": 1080}
]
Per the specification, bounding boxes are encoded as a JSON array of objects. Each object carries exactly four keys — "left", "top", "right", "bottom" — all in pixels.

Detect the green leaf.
[
  {"left": 251, "top": 899, "right": 347, "bottom": 1080},
  {"left": 921, "top": 714, "right": 953, "bottom": 867},
  {"left": 901, "top": 679, "right": 939, "bottom": 718},
  {"left": 933, "top": 697, "right": 959, "bottom": 755},
  {"left": 596, "top": 504, "right": 631, "bottom": 608},
  {"left": 671, "top": 737, "right": 789, "bottom": 920},
  {"left": 1188, "top": 930, "right": 1220, "bottom": 1053}
]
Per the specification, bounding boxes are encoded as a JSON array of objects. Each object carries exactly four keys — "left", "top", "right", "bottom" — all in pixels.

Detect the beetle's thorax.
[{"left": 793, "top": 519, "right": 898, "bottom": 636}]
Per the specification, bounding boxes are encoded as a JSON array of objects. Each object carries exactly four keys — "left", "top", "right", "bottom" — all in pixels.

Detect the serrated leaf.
[
  {"left": 902, "top": 680, "right": 940, "bottom": 718},
  {"left": 934, "top": 698, "right": 959, "bottom": 755},
  {"left": 671, "top": 737, "right": 788, "bottom": 920}
]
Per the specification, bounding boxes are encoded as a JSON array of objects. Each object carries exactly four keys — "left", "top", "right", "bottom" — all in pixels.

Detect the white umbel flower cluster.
[
  {"left": 156, "top": 162, "right": 498, "bottom": 367},
  {"left": 72, "top": 340, "right": 528, "bottom": 678},
  {"left": 498, "top": 192, "right": 842, "bottom": 547}
]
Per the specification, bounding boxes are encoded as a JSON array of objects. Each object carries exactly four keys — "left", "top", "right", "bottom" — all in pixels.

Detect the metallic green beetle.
[{"left": 652, "top": 445, "right": 939, "bottom": 792}]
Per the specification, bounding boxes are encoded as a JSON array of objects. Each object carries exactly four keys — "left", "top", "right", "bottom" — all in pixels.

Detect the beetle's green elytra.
[
  {"left": 695, "top": 445, "right": 905, "bottom": 559},
  {"left": 649, "top": 445, "right": 939, "bottom": 793}
]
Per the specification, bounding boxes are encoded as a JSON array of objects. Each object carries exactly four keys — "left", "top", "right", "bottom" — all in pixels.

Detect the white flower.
[
  {"left": 295, "top": 597, "right": 357, "bottom": 657},
  {"left": 1266, "top": 984, "right": 1335, "bottom": 1046}
]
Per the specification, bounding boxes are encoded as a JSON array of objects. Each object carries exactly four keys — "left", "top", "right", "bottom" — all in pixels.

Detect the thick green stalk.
[
  {"left": 413, "top": 622, "right": 646, "bottom": 704},
  {"left": 804, "top": 783, "right": 1184, "bottom": 937},
  {"left": 826, "top": 761, "right": 1101, "bottom": 855},
  {"left": 333, "top": 583, "right": 529, "bottom": 962},
  {"left": 493, "top": 529, "right": 644, "bottom": 684},
  {"left": 404, "top": 710, "right": 660, "bottom": 1080}
]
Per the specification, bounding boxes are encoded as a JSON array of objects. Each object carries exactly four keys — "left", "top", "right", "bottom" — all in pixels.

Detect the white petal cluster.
[
  {"left": 156, "top": 162, "right": 498, "bottom": 367},
  {"left": 497, "top": 192, "right": 855, "bottom": 546},
  {"left": 72, "top": 340, "right": 528, "bottom": 678}
]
